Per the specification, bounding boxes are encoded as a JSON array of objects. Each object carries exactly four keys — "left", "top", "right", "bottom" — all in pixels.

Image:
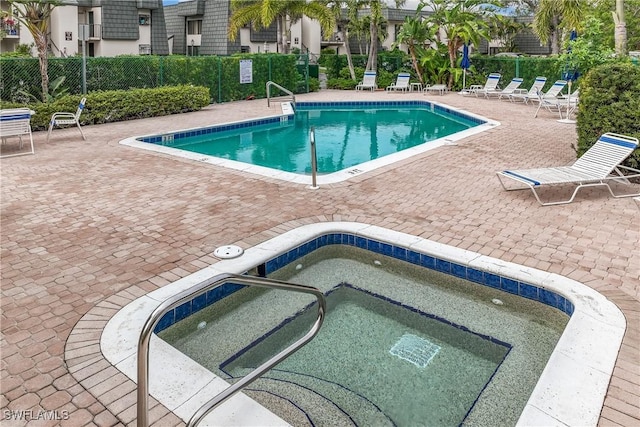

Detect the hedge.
[
  {"left": 576, "top": 62, "right": 640, "bottom": 168},
  {"left": 1, "top": 85, "right": 210, "bottom": 131}
]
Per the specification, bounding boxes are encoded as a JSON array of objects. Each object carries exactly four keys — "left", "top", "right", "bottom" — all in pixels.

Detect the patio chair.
[
  {"left": 47, "top": 97, "right": 86, "bottom": 142},
  {"left": 386, "top": 72, "right": 411, "bottom": 92},
  {"left": 355, "top": 71, "right": 377, "bottom": 91},
  {"left": 0, "top": 108, "right": 35, "bottom": 159},
  {"left": 468, "top": 73, "right": 501, "bottom": 97},
  {"left": 491, "top": 77, "right": 524, "bottom": 99},
  {"left": 534, "top": 88, "right": 579, "bottom": 118},
  {"left": 496, "top": 132, "right": 640, "bottom": 206},
  {"left": 423, "top": 84, "right": 448, "bottom": 95},
  {"left": 508, "top": 76, "right": 547, "bottom": 103}
]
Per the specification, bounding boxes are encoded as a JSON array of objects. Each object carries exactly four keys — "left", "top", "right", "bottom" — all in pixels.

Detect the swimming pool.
[
  {"left": 101, "top": 222, "right": 625, "bottom": 427},
  {"left": 120, "top": 101, "right": 499, "bottom": 185}
]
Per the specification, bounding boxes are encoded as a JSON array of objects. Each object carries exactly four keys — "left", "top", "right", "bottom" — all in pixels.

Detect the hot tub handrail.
[
  {"left": 266, "top": 81, "right": 296, "bottom": 109},
  {"left": 137, "top": 272, "right": 326, "bottom": 427}
]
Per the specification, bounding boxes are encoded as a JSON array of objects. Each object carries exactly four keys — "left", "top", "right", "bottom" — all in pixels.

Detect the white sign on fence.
[{"left": 240, "top": 59, "right": 253, "bottom": 84}]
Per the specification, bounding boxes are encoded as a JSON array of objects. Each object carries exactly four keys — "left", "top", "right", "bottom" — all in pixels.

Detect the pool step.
[{"left": 233, "top": 368, "right": 394, "bottom": 427}]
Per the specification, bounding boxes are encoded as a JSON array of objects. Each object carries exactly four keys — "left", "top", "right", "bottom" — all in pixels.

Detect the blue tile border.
[
  {"left": 138, "top": 101, "right": 484, "bottom": 146},
  {"left": 154, "top": 232, "right": 573, "bottom": 334}
]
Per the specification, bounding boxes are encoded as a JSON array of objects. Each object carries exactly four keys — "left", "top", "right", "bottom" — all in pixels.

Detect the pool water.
[
  {"left": 221, "top": 285, "right": 510, "bottom": 426},
  {"left": 159, "top": 245, "right": 567, "bottom": 427},
  {"left": 160, "top": 106, "right": 476, "bottom": 174}
]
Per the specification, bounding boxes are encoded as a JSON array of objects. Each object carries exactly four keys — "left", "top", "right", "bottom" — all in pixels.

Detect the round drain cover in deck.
[{"left": 213, "top": 245, "right": 244, "bottom": 259}]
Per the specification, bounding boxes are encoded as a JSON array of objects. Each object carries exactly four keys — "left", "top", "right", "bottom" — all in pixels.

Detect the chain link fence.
[{"left": 0, "top": 54, "right": 312, "bottom": 104}]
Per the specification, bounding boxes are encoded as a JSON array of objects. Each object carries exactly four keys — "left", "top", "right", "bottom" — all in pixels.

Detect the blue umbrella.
[{"left": 461, "top": 43, "right": 471, "bottom": 91}]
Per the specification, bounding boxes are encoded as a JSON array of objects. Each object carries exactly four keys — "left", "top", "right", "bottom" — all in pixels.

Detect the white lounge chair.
[
  {"left": 534, "top": 88, "right": 579, "bottom": 118},
  {"left": 509, "top": 76, "right": 547, "bottom": 103},
  {"left": 386, "top": 72, "right": 411, "bottom": 92},
  {"left": 492, "top": 77, "right": 524, "bottom": 99},
  {"left": 1, "top": 108, "right": 35, "bottom": 158},
  {"left": 468, "top": 73, "right": 501, "bottom": 97},
  {"left": 355, "top": 71, "right": 377, "bottom": 91},
  {"left": 424, "top": 84, "right": 447, "bottom": 95},
  {"left": 47, "top": 97, "right": 87, "bottom": 142},
  {"left": 496, "top": 132, "right": 640, "bottom": 206}
]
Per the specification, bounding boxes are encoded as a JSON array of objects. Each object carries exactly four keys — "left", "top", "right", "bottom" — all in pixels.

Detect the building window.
[
  {"left": 139, "top": 44, "right": 152, "bottom": 55},
  {"left": 240, "top": 45, "right": 250, "bottom": 53},
  {"left": 139, "top": 15, "right": 150, "bottom": 25},
  {"left": 187, "top": 20, "right": 202, "bottom": 35}
]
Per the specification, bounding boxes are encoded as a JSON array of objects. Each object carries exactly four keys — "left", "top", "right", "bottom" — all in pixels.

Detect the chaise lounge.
[{"left": 496, "top": 132, "right": 640, "bottom": 206}]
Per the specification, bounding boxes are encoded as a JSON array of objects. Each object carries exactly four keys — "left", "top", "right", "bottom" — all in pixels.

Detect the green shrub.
[
  {"left": 327, "top": 78, "right": 358, "bottom": 90},
  {"left": 577, "top": 62, "right": 640, "bottom": 168},
  {"left": 2, "top": 85, "right": 210, "bottom": 131}
]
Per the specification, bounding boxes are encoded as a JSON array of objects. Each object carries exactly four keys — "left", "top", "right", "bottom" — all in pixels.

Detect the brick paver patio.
[{"left": 1, "top": 90, "right": 638, "bottom": 426}]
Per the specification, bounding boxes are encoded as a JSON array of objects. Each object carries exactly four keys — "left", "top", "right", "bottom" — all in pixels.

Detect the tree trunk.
[
  {"left": 409, "top": 46, "right": 423, "bottom": 84},
  {"left": 447, "top": 38, "right": 458, "bottom": 88},
  {"left": 550, "top": 15, "right": 560, "bottom": 54},
  {"left": 34, "top": 32, "right": 49, "bottom": 102},
  {"left": 281, "top": 15, "right": 290, "bottom": 54},
  {"left": 613, "top": 0, "right": 627, "bottom": 56},
  {"left": 344, "top": 28, "right": 356, "bottom": 80},
  {"left": 276, "top": 16, "right": 283, "bottom": 53},
  {"left": 366, "top": 17, "right": 378, "bottom": 71}
]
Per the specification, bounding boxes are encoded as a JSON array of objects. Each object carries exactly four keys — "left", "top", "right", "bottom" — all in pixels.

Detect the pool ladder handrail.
[
  {"left": 266, "top": 81, "right": 296, "bottom": 109},
  {"left": 137, "top": 272, "right": 326, "bottom": 427}
]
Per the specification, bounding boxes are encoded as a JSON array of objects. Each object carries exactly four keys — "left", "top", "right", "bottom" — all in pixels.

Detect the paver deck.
[{"left": 1, "top": 90, "right": 639, "bottom": 427}]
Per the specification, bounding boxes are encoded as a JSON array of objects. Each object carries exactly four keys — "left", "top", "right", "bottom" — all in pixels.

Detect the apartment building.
[
  {"left": 1, "top": 0, "right": 546, "bottom": 59},
  {"left": 0, "top": 0, "right": 169, "bottom": 57},
  {"left": 163, "top": 0, "right": 423, "bottom": 58}
]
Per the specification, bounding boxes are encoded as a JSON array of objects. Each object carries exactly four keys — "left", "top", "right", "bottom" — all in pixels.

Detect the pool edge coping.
[
  {"left": 92, "top": 221, "right": 625, "bottom": 427},
  {"left": 118, "top": 101, "right": 500, "bottom": 186}
]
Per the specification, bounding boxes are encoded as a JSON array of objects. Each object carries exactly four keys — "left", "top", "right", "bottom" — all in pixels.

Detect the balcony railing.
[
  {"left": 88, "top": 23, "right": 101, "bottom": 39},
  {"left": 1, "top": 21, "right": 19, "bottom": 37}
]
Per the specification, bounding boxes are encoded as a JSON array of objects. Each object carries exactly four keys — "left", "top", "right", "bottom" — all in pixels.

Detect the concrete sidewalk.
[{"left": 1, "top": 90, "right": 638, "bottom": 426}]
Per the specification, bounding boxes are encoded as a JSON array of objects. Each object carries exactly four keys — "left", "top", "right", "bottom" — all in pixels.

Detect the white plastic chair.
[
  {"left": 492, "top": 78, "right": 524, "bottom": 99},
  {"left": 468, "top": 73, "right": 501, "bottom": 97},
  {"left": 386, "top": 73, "right": 411, "bottom": 92},
  {"left": 509, "top": 77, "right": 547, "bottom": 103},
  {"left": 47, "top": 97, "right": 86, "bottom": 142},
  {"left": 0, "top": 108, "right": 35, "bottom": 158},
  {"left": 355, "top": 71, "right": 377, "bottom": 91},
  {"left": 496, "top": 133, "right": 640, "bottom": 205}
]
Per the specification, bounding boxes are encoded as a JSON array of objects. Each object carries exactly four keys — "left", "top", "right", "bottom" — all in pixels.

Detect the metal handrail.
[
  {"left": 266, "top": 81, "right": 296, "bottom": 108},
  {"left": 309, "top": 126, "right": 319, "bottom": 189},
  {"left": 137, "top": 272, "right": 326, "bottom": 427}
]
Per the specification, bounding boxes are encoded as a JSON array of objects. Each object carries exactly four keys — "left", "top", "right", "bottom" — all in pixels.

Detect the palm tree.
[
  {"left": 323, "top": 0, "right": 367, "bottom": 81},
  {"left": 363, "top": 0, "right": 405, "bottom": 72},
  {"left": 393, "top": 16, "right": 436, "bottom": 84},
  {"left": 613, "top": 0, "right": 627, "bottom": 55},
  {"left": 229, "top": 0, "right": 336, "bottom": 54},
  {"left": 533, "top": 0, "right": 586, "bottom": 54},
  {"left": 5, "top": 0, "right": 61, "bottom": 102},
  {"left": 424, "top": 0, "right": 490, "bottom": 88}
]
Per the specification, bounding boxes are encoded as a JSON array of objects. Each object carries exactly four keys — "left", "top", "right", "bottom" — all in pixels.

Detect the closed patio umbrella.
[{"left": 461, "top": 43, "right": 471, "bottom": 93}]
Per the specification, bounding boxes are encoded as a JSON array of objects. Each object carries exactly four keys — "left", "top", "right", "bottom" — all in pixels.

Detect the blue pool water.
[{"left": 140, "top": 102, "right": 480, "bottom": 174}]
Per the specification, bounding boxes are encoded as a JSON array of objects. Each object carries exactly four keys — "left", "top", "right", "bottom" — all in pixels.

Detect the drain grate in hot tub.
[{"left": 390, "top": 333, "right": 441, "bottom": 368}]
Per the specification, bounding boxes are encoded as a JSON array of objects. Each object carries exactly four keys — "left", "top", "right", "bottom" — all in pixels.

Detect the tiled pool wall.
[
  {"left": 137, "top": 101, "right": 485, "bottom": 146},
  {"left": 153, "top": 232, "right": 573, "bottom": 334}
]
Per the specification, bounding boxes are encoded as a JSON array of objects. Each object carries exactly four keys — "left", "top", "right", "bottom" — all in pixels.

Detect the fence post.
[
  {"left": 159, "top": 57, "right": 164, "bottom": 86},
  {"left": 268, "top": 55, "right": 272, "bottom": 82},
  {"left": 218, "top": 56, "right": 222, "bottom": 103},
  {"left": 305, "top": 53, "right": 309, "bottom": 93}
]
